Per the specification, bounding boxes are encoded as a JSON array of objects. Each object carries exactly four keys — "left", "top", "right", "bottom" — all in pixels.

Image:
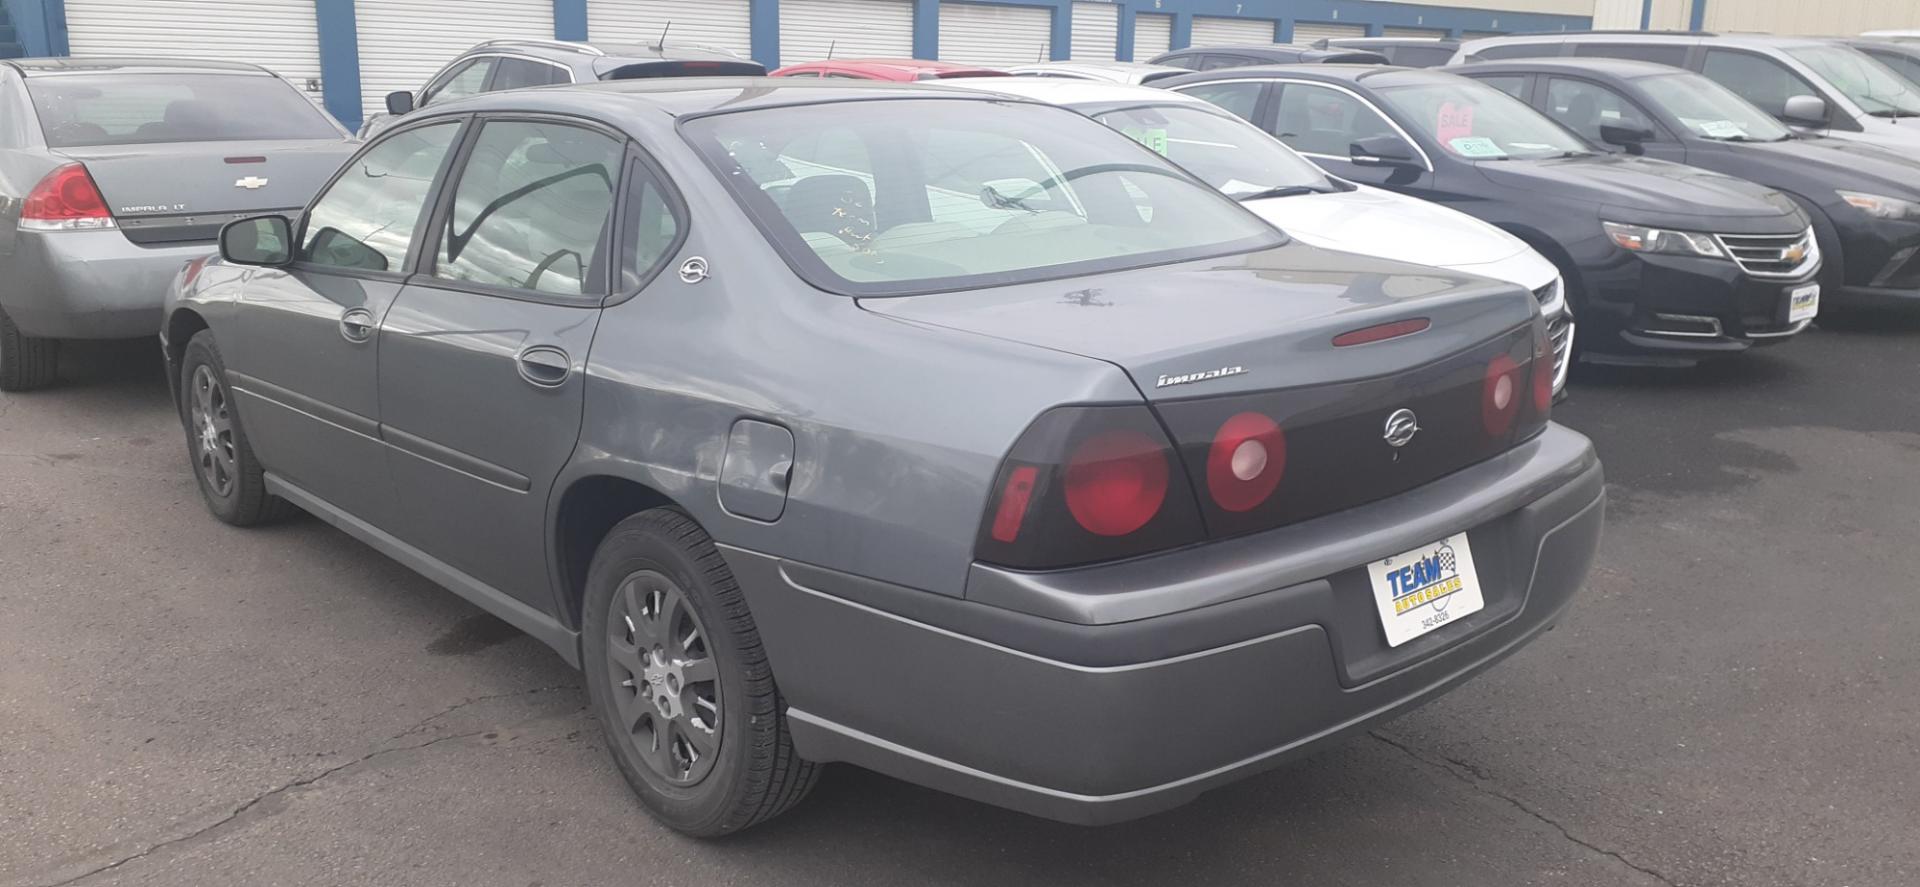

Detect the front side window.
[
  {"left": 299, "top": 121, "right": 461, "bottom": 272},
  {"left": 1175, "top": 81, "right": 1263, "bottom": 122},
  {"left": 1089, "top": 103, "right": 1335, "bottom": 197},
  {"left": 1785, "top": 44, "right": 1920, "bottom": 117},
  {"left": 1377, "top": 75, "right": 1590, "bottom": 160},
  {"left": 1272, "top": 83, "right": 1396, "bottom": 157},
  {"left": 25, "top": 73, "right": 339, "bottom": 147},
  {"left": 1637, "top": 73, "right": 1791, "bottom": 142},
  {"left": 490, "top": 58, "right": 570, "bottom": 92},
  {"left": 683, "top": 99, "right": 1281, "bottom": 295},
  {"left": 422, "top": 58, "right": 494, "bottom": 107},
  {"left": 432, "top": 120, "right": 623, "bottom": 296},
  {"left": 1701, "top": 50, "right": 1821, "bottom": 118},
  {"left": 1544, "top": 77, "right": 1656, "bottom": 142}
]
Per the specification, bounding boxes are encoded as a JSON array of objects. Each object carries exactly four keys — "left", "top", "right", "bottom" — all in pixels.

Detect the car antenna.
[
  {"left": 1036, "top": 42, "right": 1046, "bottom": 62},
  {"left": 654, "top": 21, "right": 671, "bottom": 51},
  {"left": 827, "top": 39, "right": 836, "bottom": 60}
]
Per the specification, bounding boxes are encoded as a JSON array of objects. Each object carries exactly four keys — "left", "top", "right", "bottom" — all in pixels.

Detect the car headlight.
[
  {"left": 1602, "top": 221, "right": 1725, "bottom": 258},
  {"left": 1838, "top": 191, "right": 1920, "bottom": 221}
]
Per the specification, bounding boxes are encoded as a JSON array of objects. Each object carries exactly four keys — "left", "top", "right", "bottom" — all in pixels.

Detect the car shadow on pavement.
[{"left": 54, "top": 337, "right": 171, "bottom": 392}]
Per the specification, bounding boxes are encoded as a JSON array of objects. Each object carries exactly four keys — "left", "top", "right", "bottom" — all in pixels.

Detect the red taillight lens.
[
  {"left": 989, "top": 465, "right": 1039, "bottom": 543},
  {"left": 22, "top": 163, "right": 112, "bottom": 230},
  {"left": 1483, "top": 354, "right": 1521, "bottom": 436},
  {"left": 1063, "top": 430, "right": 1169, "bottom": 536},
  {"left": 1205, "top": 411, "right": 1285, "bottom": 513}
]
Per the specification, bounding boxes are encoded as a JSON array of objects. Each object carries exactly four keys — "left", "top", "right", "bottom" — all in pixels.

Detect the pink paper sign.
[{"left": 1437, "top": 102, "right": 1475, "bottom": 144}]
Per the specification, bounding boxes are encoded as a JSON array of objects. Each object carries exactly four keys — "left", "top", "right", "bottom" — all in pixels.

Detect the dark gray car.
[
  {"left": 162, "top": 79, "right": 1604, "bottom": 835},
  {"left": 0, "top": 58, "right": 354, "bottom": 390}
]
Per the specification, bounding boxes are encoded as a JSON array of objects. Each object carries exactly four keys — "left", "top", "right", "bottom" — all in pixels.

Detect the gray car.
[
  {"left": 161, "top": 79, "right": 1605, "bottom": 835},
  {"left": 0, "top": 58, "right": 355, "bottom": 391}
]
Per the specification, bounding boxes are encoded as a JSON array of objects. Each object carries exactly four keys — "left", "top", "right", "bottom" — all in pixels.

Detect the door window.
[
  {"left": 620, "top": 163, "right": 683, "bottom": 290},
  {"left": 1176, "top": 81, "right": 1263, "bottom": 123},
  {"left": 299, "top": 121, "right": 462, "bottom": 272},
  {"left": 1476, "top": 74, "right": 1528, "bottom": 100},
  {"left": 1272, "top": 83, "right": 1396, "bottom": 157},
  {"left": 490, "top": 58, "right": 570, "bottom": 92},
  {"left": 431, "top": 120, "right": 624, "bottom": 297},
  {"left": 1701, "top": 50, "right": 1820, "bottom": 117},
  {"left": 421, "top": 58, "right": 494, "bottom": 107},
  {"left": 1544, "top": 77, "right": 1655, "bottom": 142}
]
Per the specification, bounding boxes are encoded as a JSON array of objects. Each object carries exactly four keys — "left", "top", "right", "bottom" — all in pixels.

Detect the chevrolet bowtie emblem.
[
  {"left": 1783, "top": 243, "right": 1807, "bottom": 263},
  {"left": 234, "top": 176, "right": 269, "bottom": 190}
]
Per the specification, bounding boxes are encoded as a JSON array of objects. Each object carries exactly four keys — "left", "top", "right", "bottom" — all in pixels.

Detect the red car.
[{"left": 769, "top": 58, "right": 1007, "bottom": 81}]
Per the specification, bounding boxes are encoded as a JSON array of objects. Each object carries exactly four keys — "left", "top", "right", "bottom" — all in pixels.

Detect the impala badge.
[
  {"left": 1156, "top": 365, "right": 1246, "bottom": 388},
  {"left": 1383, "top": 409, "right": 1420, "bottom": 448},
  {"left": 234, "top": 176, "right": 269, "bottom": 190}
]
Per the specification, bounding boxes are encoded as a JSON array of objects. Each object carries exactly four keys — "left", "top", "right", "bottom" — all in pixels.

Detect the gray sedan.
[
  {"left": 162, "top": 79, "right": 1604, "bottom": 835},
  {"left": 0, "top": 58, "right": 354, "bottom": 390}
]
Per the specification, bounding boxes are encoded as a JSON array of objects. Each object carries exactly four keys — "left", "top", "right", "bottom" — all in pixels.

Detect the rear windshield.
[
  {"left": 682, "top": 99, "right": 1282, "bottom": 296},
  {"left": 26, "top": 73, "right": 340, "bottom": 147}
]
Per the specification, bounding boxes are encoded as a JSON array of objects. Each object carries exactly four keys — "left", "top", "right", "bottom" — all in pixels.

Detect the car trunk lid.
[{"left": 56, "top": 139, "right": 355, "bottom": 245}]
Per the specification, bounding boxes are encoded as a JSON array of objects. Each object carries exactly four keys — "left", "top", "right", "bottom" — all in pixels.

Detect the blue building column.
[
  {"left": 1049, "top": 1, "right": 1070, "bottom": 60},
  {"left": 1169, "top": 10, "right": 1191, "bottom": 50},
  {"left": 314, "top": 0, "right": 364, "bottom": 129},
  {"left": 1365, "top": 22, "right": 1384, "bottom": 37},
  {"left": 1638, "top": 0, "right": 1653, "bottom": 29},
  {"left": 1688, "top": 0, "right": 1708, "bottom": 31},
  {"left": 1275, "top": 18, "right": 1292, "bottom": 43},
  {"left": 3, "top": 0, "right": 68, "bottom": 56},
  {"left": 1115, "top": 5, "right": 1134, "bottom": 61},
  {"left": 750, "top": 0, "right": 780, "bottom": 67},
  {"left": 554, "top": 0, "right": 587, "bottom": 39},
  {"left": 912, "top": 0, "right": 938, "bottom": 60}
]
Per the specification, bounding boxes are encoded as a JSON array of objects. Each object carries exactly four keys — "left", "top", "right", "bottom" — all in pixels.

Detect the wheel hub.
[{"left": 641, "top": 647, "right": 686, "bottom": 720}]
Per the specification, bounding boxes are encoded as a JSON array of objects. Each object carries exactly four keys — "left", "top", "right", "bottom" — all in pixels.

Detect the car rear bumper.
[
  {"left": 725, "top": 423, "right": 1604, "bottom": 824},
  {"left": 0, "top": 229, "right": 212, "bottom": 339}
]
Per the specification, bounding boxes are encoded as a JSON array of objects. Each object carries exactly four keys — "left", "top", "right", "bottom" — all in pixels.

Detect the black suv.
[
  {"left": 1162, "top": 65, "right": 1821, "bottom": 363},
  {"left": 1458, "top": 57, "right": 1920, "bottom": 313},
  {"left": 364, "top": 38, "right": 764, "bottom": 136},
  {"left": 1150, "top": 44, "right": 1386, "bottom": 71}
]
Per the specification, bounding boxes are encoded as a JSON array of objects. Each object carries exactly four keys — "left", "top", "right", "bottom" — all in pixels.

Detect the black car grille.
[{"left": 1715, "top": 230, "right": 1818, "bottom": 279}]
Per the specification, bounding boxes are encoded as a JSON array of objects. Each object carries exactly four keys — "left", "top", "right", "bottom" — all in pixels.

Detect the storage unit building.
[
  {"left": 355, "top": 0, "right": 554, "bottom": 122},
  {"left": 588, "top": 0, "right": 752, "bottom": 58},
  {"left": 939, "top": 2, "right": 1052, "bottom": 66},
  {"left": 1189, "top": 15, "right": 1275, "bottom": 47},
  {"left": 778, "top": 0, "right": 914, "bottom": 63},
  {"left": 63, "top": 0, "right": 323, "bottom": 98},
  {"left": 1069, "top": 2, "right": 1118, "bottom": 62},
  {"left": 1291, "top": 20, "right": 1368, "bottom": 44},
  {"left": 1132, "top": 11, "right": 1173, "bottom": 60}
]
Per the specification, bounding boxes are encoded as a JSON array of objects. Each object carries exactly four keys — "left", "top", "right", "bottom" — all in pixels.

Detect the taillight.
[
  {"left": 1482, "top": 354, "right": 1521, "bottom": 437},
  {"left": 21, "top": 163, "right": 113, "bottom": 231},
  {"left": 1205, "top": 412, "right": 1285, "bottom": 513},
  {"left": 974, "top": 405, "right": 1204, "bottom": 569}
]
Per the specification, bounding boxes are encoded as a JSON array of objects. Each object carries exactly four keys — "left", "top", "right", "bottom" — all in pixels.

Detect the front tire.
[
  {"left": 178, "top": 331, "right": 294, "bottom": 526},
  {"left": 583, "top": 508, "right": 818, "bottom": 837},
  {"left": 0, "top": 306, "right": 58, "bottom": 392}
]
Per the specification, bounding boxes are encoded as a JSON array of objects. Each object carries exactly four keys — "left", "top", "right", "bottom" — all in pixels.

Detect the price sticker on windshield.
[
  {"left": 1449, "top": 136, "right": 1507, "bottom": 158},
  {"left": 1700, "top": 120, "right": 1746, "bottom": 139}
]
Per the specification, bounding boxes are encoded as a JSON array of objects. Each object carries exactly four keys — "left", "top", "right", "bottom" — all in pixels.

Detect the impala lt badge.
[{"left": 1384, "top": 408, "right": 1420, "bottom": 448}]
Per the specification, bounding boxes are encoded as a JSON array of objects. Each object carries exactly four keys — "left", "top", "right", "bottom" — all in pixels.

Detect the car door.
[
  {"left": 376, "top": 115, "right": 627, "bottom": 610},
  {"left": 1268, "top": 80, "right": 1434, "bottom": 191},
  {"left": 225, "top": 119, "right": 465, "bottom": 529},
  {"left": 1541, "top": 76, "right": 1685, "bottom": 162}
]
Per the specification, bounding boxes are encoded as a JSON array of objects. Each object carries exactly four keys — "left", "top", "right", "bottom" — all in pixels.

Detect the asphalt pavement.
[{"left": 3, "top": 322, "right": 1916, "bottom": 887}]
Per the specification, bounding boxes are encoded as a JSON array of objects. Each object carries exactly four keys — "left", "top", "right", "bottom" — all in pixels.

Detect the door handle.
[
  {"left": 339, "top": 307, "right": 375, "bottom": 343},
  {"left": 515, "top": 345, "right": 572, "bottom": 388}
]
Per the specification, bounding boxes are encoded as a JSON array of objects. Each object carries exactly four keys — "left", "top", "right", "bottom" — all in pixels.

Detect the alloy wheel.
[
  {"left": 606, "top": 570, "right": 723, "bottom": 786},
  {"left": 189, "top": 364, "right": 237, "bottom": 498}
]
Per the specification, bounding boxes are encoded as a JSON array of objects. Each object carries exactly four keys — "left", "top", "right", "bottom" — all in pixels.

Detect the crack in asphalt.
[
  {"left": 1369, "top": 730, "right": 1681, "bottom": 887},
  {"left": 32, "top": 684, "right": 583, "bottom": 887}
]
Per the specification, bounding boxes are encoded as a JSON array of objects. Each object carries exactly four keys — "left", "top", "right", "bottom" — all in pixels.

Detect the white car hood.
[{"left": 1242, "top": 183, "right": 1556, "bottom": 290}]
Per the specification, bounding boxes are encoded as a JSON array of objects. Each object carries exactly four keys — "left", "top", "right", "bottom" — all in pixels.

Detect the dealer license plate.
[
  {"left": 1365, "top": 533, "right": 1486, "bottom": 648},
  {"left": 1789, "top": 284, "right": 1820, "bottom": 324}
]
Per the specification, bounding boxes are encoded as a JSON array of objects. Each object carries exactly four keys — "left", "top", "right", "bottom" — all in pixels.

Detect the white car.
[
  {"left": 1862, "top": 29, "right": 1920, "bottom": 44},
  {"left": 1001, "top": 60, "right": 1192, "bottom": 85},
  {"left": 944, "top": 77, "right": 1576, "bottom": 392}
]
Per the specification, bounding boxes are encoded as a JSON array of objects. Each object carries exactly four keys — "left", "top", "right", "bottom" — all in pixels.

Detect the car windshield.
[
  {"left": 1085, "top": 103, "right": 1337, "bottom": 198},
  {"left": 682, "top": 99, "right": 1283, "bottom": 296},
  {"left": 1377, "top": 77, "right": 1592, "bottom": 160},
  {"left": 1638, "top": 73, "right": 1793, "bottom": 141},
  {"left": 1786, "top": 45, "right": 1920, "bottom": 117},
  {"left": 26, "top": 73, "right": 341, "bottom": 148}
]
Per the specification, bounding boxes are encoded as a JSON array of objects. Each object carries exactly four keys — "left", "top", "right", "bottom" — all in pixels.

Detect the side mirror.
[
  {"left": 1782, "top": 94, "right": 1828, "bottom": 126},
  {"left": 219, "top": 215, "right": 293, "bottom": 267},
  {"left": 1599, "top": 123, "right": 1655, "bottom": 151},
  {"left": 385, "top": 90, "right": 416, "bottom": 115},
  {"left": 1350, "top": 134, "right": 1421, "bottom": 169}
]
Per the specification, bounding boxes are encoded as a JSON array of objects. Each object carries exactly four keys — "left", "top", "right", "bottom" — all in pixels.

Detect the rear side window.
[
  {"left": 1544, "top": 77, "right": 1656, "bottom": 142},
  {"left": 1571, "top": 43, "right": 1688, "bottom": 67},
  {"left": 26, "top": 73, "right": 339, "bottom": 147},
  {"left": 1475, "top": 74, "right": 1528, "bottom": 100},
  {"left": 1175, "top": 81, "right": 1264, "bottom": 123},
  {"left": 619, "top": 163, "right": 682, "bottom": 290},
  {"left": 1272, "top": 83, "right": 1397, "bottom": 156},
  {"left": 1701, "top": 49, "right": 1820, "bottom": 117},
  {"left": 431, "top": 120, "right": 624, "bottom": 297},
  {"left": 490, "top": 58, "right": 570, "bottom": 91}
]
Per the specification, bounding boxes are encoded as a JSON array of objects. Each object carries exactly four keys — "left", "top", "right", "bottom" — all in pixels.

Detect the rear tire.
[
  {"left": 178, "top": 331, "right": 296, "bottom": 526},
  {"left": 0, "top": 306, "right": 59, "bottom": 392},
  {"left": 583, "top": 508, "right": 819, "bottom": 837}
]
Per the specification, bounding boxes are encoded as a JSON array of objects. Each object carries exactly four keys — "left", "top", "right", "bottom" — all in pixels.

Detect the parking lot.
[{"left": 0, "top": 321, "right": 1911, "bottom": 887}]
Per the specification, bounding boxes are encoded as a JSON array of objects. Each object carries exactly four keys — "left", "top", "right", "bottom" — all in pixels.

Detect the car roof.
[
  {"left": 1459, "top": 56, "right": 1691, "bottom": 80},
  {"left": 1004, "top": 60, "right": 1184, "bottom": 75},
  {"left": 1170, "top": 44, "right": 1385, "bottom": 62},
  {"left": 6, "top": 56, "right": 275, "bottom": 76},
  {"left": 462, "top": 38, "right": 748, "bottom": 64},
  {"left": 441, "top": 75, "right": 1024, "bottom": 118},
  {"left": 785, "top": 58, "right": 995, "bottom": 74},
  {"left": 1165, "top": 63, "right": 1417, "bottom": 86},
  {"left": 1848, "top": 39, "right": 1920, "bottom": 55},
  {"left": 1324, "top": 37, "right": 1458, "bottom": 48},
  {"left": 1466, "top": 31, "right": 1835, "bottom": 51},
  {"left": 936, "top": 76, "right": 1209, "bottom": 106}
]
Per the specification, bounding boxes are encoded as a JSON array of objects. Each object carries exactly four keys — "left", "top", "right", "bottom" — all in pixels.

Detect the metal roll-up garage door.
[
  {"left": 65, "top": 0, "right": 324, "bottom": 98},
  {"left": 1070, "top": 3, "right": 1119, "bottom": 62},
  {"left": 1190, "top": 16, "right": 1275, "bottom": 47},
  {"left": 589, "top": 0, "right": 753, "bottom": 58},
  {"left": 779, "top": 0, "right": 913, "bottom": 65},
  {"left": 1292, "top": 21, "right": 1367, "bottom": 44},
  {"left": 940, "top": 3, "right": 1053, "bottom": 66},
  {"left": 1383, "top": 27, "right": 1447, "bottom": 38},
  {"left": 1132, "top": 12, "right": 1173, "bottom": 58},
  {"left": 1461, "top": 31, "right": 1507, "bottom": 40},
  {"left": 357, "top": 0, "right": 554, "bottom": 123}
]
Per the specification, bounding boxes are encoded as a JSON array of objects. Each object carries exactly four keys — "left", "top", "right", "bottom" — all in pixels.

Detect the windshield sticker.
[
  {"left": 1699, "top": 120, "right": 1746, "bottom": 138},
  {"left": 1122, "top": 127, "right": 1170, "bottom": 156},
  {"left": 1437, "top": 102, "right": 1476, "bottom": 143},
  {"left": 1510, "top": 142, "right": 1557, "bottom": 150},
  {"left": 1449, "top": 136, "right": 1508, "bottom": 158}
]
